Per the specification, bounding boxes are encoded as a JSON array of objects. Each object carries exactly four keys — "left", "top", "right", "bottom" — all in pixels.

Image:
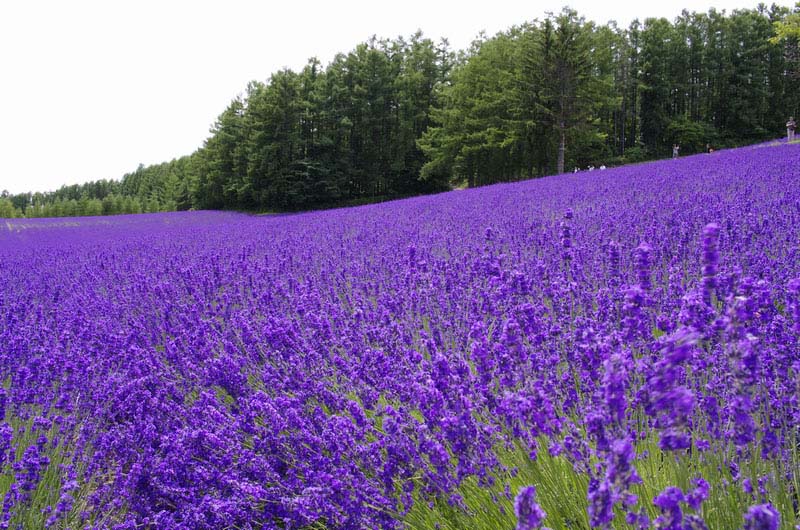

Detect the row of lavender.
[{"left": 1, "top": 143, "right": 799, "bottom": 528}]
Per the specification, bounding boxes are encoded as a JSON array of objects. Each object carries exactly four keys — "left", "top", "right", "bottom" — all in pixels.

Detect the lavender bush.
[{"left": 1, "top": 142, "right": 799, "bottom": 529}]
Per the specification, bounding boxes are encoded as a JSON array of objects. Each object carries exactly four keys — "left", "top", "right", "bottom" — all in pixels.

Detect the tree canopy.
[{"left": 5, "top": 4, "right": 800, "bottom": 218}]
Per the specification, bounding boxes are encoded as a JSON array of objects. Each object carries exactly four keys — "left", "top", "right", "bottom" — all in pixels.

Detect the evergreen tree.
[
  {"left": 11, "top": 10, "right": 800, "bottom": 215},
  {"left": 420, "top": 30, "right": 522, "bottom": 187}
]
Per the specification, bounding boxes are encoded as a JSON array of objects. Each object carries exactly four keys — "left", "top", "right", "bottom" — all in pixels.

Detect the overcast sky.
[{"left": 0, "top": 0, "right": 795, "bottom": 194}]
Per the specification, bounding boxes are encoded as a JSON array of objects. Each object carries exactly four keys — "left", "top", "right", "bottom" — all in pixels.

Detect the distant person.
[
  {"left": 672, "top": 144, "right": 680, "bottom": 159},
  {"left": 706, "top": 143, "right": 715, "bottom": 154},
  {"left": 787, "top": 116, "right": 796, "bottom": 142}
]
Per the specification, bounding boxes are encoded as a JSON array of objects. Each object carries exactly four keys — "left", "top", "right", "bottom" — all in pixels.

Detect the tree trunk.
[{"left": 557, "top": 121, "right": 566, "bottom": 174}]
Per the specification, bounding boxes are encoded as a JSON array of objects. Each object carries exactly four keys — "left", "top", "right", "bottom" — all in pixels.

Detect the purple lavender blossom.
[
  {"left": 788, "top": 278, "right": 800, "bottom": 333},
  {"left": 647, "top": 329, "right": 698, "bottom": 451},
  {"left": 0, "top": 142, "right": 798, "bottom": 527},
  {"left": 635, "top": 243, "right": 652, "bottom": 292},
  {"left": 653, "top": 486, "right": 685, "bottom": 529},
  {"left": 701, "top": 223, "right": 720, "bottom": 303},
  {"left": 742, "top": 504, "right": 780, "bottom": 530},
  {"left": 686, "top": 477, "right": 709, "bottom": 510},
  {"left": 514, "top": 485, "right": 547, "bottom": 530},
  {"left": 608, "top": 241, "right": 621, "bottom": 282},
  {"left": 0, "top": 423, "right": 11, "bottom": 468},
  {"left": 14, "top": 444, "right": 49, "bottom": 502},
  {"left": 588, "top": 478, "right": 614, "bottom": 527}
]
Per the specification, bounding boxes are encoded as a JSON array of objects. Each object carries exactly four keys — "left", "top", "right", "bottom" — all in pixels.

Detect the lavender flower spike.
[
  {"left": 701, "top": 223, "right": 720, "bottom": 304},
  {"left": 515, "top": 485, "right": 548, "bottom": 530},
  {"left": 742, "top": 504, "right": 780, "bottom": 530}
]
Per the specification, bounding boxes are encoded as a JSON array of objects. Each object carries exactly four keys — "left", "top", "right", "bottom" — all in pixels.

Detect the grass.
[{"left": 406, "top": 432, "right": 799, "bottom": 530}]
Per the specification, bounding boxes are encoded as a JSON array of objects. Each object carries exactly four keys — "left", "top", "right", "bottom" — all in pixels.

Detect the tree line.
[{"left": 3, "top": 4, "right": 799, "bottom": 218}]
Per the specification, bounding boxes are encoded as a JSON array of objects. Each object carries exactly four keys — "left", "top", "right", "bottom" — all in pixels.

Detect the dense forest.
[{"left": 3, "top": 4, "right": 800, "bottom": 218}]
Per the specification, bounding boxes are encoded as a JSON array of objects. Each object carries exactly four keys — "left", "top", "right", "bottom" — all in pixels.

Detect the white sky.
[{"left": 0, "top": 0, "right": 795, "bottom": 194}]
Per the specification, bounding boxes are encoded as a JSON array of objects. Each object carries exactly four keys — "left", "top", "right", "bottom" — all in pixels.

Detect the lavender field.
[{"left": 1, "top": 143, "right": 800, "bottom": 529}]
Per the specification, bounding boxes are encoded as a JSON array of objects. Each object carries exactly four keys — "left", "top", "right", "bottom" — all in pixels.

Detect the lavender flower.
[
  {"left": 742, "top": 504, "right": 780, "bottom": 530},
  {"left": 635, "top": 243, "right": 652, "bottom": 292},
  {"left": 0, "top": 142, "right": 797, "bottom": 527},
  {"left": 0, "top": 423, "right": 11, "bottom": 468},
  {"left": 514, "top": 485, "right": 547, "bottom": 530},
  {"left": 686, "top": 477, "right": 709, "bottom": 510},
  {"left": 788, "top": 278, "right": 800, "bottom": 333},
  {"left": 653, "top": 486, "right": 685, "bottom": 529},
  {"left": 701, "top": 223, "right": 720, "bottom": 304},
  {"left": 646, "top": 329, "right": 699, "bottom": 451},
  {"left": 608, "top": 240, "right": 621, "bottom": 283}
]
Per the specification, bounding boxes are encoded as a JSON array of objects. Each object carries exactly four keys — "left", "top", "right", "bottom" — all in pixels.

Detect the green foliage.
[
  {"left": 666, "top": 118, "right": 719, "bottom": 154},
  {"left": 10, "top": 6, "right": 800, "bottom": 214},
  {"left": 0, "top": 405, "right": 113, "bottom": 528},
  {"left": 406, "top": 433, "right": 799, "bottom": 530},
  {"left": 420, "top": 30, "right": 522, "bottom": 188},
  {"left": 5, "top": 156, "right": 196, "bottom": 218},
  {"left": 188, "top": 33, "right": 453, "bottom": 212},
  {"left": 638, "top": 6, "right": 799, "bottom": 157},
  {"left": 770, "top": 6, "right": 800, "bottom": 42},
  {"left": 0, "top": 197, "right": 22, "bottom": 218}
]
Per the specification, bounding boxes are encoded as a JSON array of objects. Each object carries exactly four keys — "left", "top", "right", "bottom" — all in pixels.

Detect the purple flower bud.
[
  {"left": 608, "top": 241, "right": 620, "bottom": 281},
  {"left": 701, "top": 223, "right": 720, "bottom": 303},
  {"left": 560, "top": 222, "right": 572, "bottom": 249},
  {"left": 588, "top": 478, "right": 614, "bottom": 527},
  {"left": 742, "top": 504, "right": 780, "bottom": 530},
  {"left": 684, "top": 514, "right": 709, "bottom": 530},
  {"left": 602, "top": 353, "right": 628, "bottom": 425},
  {"left": 659, "top": 429, "right": 691, "bottom": 451},
  {"left": 695, "top": 439, "right": 710, "bottom": 451},
  {"left": 654, "top": 486, "right": 685, "bottom": 528},
  {"left": 635, "top": 243, "right": 652, "bottom": 291},
  {"left": 686, "top": 477, "right": 709, "bottom": 510},
  {"left": 0, "top": 423, "right": 11, "bottom": 467},
  {"left": 515, "top": 485, "right": 547, "bottom": 530},
  {"left": 788, "top": 278, "right": 800, "bottom": 333},
  {"left": 729, "top": 460, "right": 741, "bottom": 481}
]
